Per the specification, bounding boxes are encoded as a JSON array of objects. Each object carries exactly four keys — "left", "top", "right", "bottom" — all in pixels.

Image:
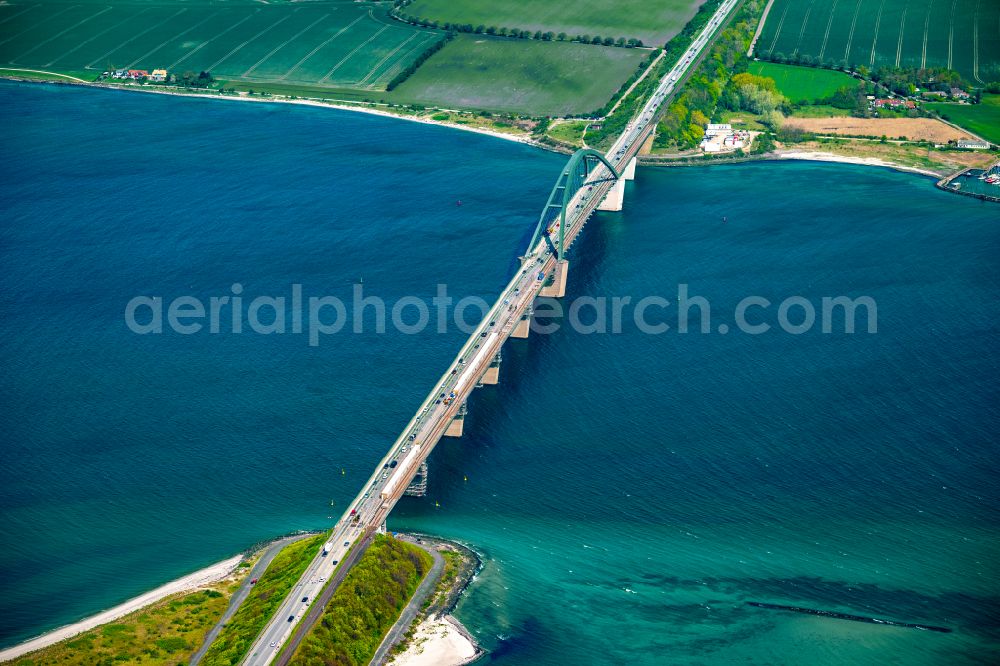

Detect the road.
[
  {"left": 368, "top": 537, "right": 445, "bottom": 666},
  {"left": 270, "top": 531, "right": 375, "bottom": 665},
  {"left": 189, "top": 533, "right": 315, "bottom": 666},
  {"left": 241, "top": 2, "right": 739, "bottom": 663}
]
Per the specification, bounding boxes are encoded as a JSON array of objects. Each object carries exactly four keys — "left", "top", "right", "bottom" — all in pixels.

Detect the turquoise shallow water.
[{"left": 1, "top": 81, "right": 998, "bottom": 663}]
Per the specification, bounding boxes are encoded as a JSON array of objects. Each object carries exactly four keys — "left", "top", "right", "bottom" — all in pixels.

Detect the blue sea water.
[{"left": 1, "top": 81, "right": 998, "bottom": 664}]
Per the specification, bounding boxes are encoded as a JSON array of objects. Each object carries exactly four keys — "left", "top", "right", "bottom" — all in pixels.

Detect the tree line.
[
  {"left": 387, "top": 32, "right": 453, "bottom": 91},
  {"left": 390, "top": 0, "right": 643, "bottom": 48}
]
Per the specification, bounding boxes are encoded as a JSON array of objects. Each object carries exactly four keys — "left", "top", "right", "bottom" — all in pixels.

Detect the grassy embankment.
[
  {"left": 546, "top": 120, "right": 591, "bottom": 147},
  {"left": 286, "top": 535, "right": 433, "bottom": 666},
  {"left": 403, "top": 0, "right": 704, "bottom": 46},
  {"left": 0, "top": 68, "right": 90, "bottom": 82},
  {"left": 201, "top": 533, "right": 327, "bottom": 666},
  {"left": 10, "top": 576, "right": 248, "bottom": 666},
  {"left": 925, "top": 94, "right": 1000, "bottom": 144}
]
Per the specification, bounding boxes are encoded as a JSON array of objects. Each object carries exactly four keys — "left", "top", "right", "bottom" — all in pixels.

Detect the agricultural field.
[
  {"left": 754, "top": 0, "right": 1000, "bottom": 85},
  {"left": 783, "top": 115, "right": 971, "bottom": 142},
  {"left": 749, "top": 60, "right": 857, "bottom": 103},
  {"left": 386, "top": 34, "right": 649, "bottom": 116},
  {"left": 925, "top": 93, "right": 1000, "bottom": 144},
  {"left": 0, "top": 0, "right": 443, "bottom": 91},
  {"left": 402, "top": 0, "right": 707, "bottom": 47}
]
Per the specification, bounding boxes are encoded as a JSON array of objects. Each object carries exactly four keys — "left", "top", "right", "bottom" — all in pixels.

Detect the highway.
[{"left": 241, "top": 1, "right": 739, "bottom": 662}]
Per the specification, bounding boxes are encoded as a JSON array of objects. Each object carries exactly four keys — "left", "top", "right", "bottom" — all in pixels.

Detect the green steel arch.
[{"left": 525, "top": 148, "right": 619, "bottom": 259}]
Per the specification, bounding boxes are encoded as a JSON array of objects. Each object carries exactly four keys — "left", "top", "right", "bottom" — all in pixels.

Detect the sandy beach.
[
  {"left": 0, "top": 554, "right": 243, "bottom": 663},
  {"left": 773, "top": 149, "right": 940, "bottom": 178},
  {"left": 388, "top": 615, "right": 481, "bottom": 666},
  {"left": 0, "top": 75, "right": 541, "bottom": 149}
]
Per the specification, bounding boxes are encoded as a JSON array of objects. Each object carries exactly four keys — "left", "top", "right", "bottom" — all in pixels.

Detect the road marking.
[
  {"left": 241, "top": 13, "right": 329, "bottom": 77},
  {"left": 167, "top": 10, "right": 259, "bottom": 71},
  {"left": 85, "top": 8, "right": 186, "bottom": 69},
  {"left": 12, "top": 5, "right": 112, "bottom": 64},
  {"left": 278, "top": 12, "right": 364, "bottom": 81}
]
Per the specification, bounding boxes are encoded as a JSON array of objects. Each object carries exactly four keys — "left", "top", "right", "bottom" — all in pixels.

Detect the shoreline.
[
  {"left": 2, "top": 75, "right": 963, "bottom": 182},
  {"left": 385, "top": 534, "right": 484, "bottom": 666},
  {"left": 0, "top": 75, "right": 543, "bottom": 150},
  {"left": 0, "top": 554, "right": 243, "bottom": 663},
  {"left": 771, "top": 149, "right": 941, "bottom": 178},
  {"left": 0, "top": 531, "right": 485, "bottom": 665}
]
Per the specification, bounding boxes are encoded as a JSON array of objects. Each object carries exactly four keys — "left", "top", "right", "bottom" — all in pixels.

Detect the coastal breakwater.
[
  {"left": 746, "top": 602, "right": 952, "bottom": 633},
  {"left": 936, "top": 161, "right": 1000, "bottom": 203}
]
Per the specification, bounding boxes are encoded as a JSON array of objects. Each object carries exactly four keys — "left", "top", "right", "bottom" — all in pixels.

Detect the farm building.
[
  {"left": 149, "top": 69, "right": 168, "bottom": 82},
  {"left": 872, "top": 98, "right": 916, "bottom": 109},
  {"left": 956, "top": 139, "right": 990, "bottom": 149}
]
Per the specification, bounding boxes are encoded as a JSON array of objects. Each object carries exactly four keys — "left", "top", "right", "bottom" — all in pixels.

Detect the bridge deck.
[{"left": 242, "top": 1, "right": 740, "bottom": 661}]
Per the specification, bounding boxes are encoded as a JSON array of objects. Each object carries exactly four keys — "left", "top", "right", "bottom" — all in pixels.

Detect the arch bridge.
[{"left": 526, "top": 148, "right": 621, "bottom": 260}]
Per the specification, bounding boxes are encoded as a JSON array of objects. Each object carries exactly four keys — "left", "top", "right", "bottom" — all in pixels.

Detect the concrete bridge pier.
[
  {"left": 512, "top": 306, "right": 533, "bottom": 338},
  {"left": 377, "top": 521, "right": 386, "bottom": 534},
  {"left": 479, "top": 351, "right": 502, "bottom": 385},
  {"left": 539, "top": 259, "right": 569, "bottom": 298},
  {"left": 444, "top": 400, "right": 467, "bottom": 438},
  {"left": 597, "top": 157, "right": 636, "bottom": 212}
]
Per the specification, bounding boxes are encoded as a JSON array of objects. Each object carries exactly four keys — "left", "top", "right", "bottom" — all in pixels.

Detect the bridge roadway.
[{"left": 242, "top": 1, "right": 739, "bottom": 662}]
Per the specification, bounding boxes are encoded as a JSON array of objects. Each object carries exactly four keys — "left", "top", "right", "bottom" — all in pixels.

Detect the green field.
[
  {"left": 0, "top": 0, "right": 442, "bottom": 90},
  {"left": 925, "top": 93, "right": 1000, "bottom": 144},
  {"left": 749, "top": 61, "right": 857, "bottom": 103},
  {"left": 403, "top": 0, "right": 706, "bottom": 47},
  {"left": 386, "top": 34, "right": 648, "bottom": 115},
  {"left": 755, "top": 0, "right": 1000, "bottom": 84},
  {"left": 13, "top": 586, "right": 233, "bottom": 666}
]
